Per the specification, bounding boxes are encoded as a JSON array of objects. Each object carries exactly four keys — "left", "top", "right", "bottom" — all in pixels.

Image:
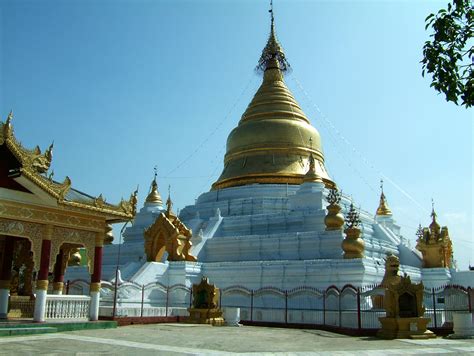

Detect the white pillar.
[
  {"left": 89, "top": 291, "right": 100, "bottom": 321},
  {"left": 33, "top": 289, "right": 48, "bottom": 322},
  {"left": 0, "top": 288, "right": 9, "bottom": 319}
]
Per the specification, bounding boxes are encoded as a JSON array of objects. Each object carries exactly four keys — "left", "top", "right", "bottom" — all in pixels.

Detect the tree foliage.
[{"left": 422, "top": 0, "right": 473, "bottom": 108}]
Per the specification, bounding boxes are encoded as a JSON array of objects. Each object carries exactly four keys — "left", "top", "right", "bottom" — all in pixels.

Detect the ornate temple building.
[
  {"left": 65, "top": 11, "right": 471, "bottom": 294},
  {"left": 0, "top": 113, "right": 136, "bottom": 321}
]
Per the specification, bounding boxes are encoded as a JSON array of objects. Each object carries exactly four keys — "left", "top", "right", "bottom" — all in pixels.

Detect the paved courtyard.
[{"left": 0, "top": 324, "right": 473, "bottom": 355}]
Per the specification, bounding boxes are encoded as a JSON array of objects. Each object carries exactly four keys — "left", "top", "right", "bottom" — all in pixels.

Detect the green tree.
[{"left": 422, "top": 0, "right": 473, "bottom": 108}]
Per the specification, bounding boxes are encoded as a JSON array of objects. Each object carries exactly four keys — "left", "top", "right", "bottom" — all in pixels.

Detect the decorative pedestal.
[
  {"left": 448, "top": 312, "right": 474, "bottom": 339},
  {"left": 223, "top": 307, "right": 240, "bottom": 326},
  {"left": 187, "top": 308, "right": 225, "bottom": 326},
  {"left": 378, "top": 317, "right": 435, "bottom": 339}
]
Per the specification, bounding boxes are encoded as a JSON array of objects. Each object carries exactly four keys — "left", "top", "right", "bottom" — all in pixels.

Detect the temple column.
[
  {"left": 52, "top": 250, "right": 65, "bottom": 295},
  {"left": 33, "top": 225, "right": 53, "bottom": 322},
  {"left": 0, "top": 237, "right": 15, "bottom": 319},
  {"left": 89, "top": 231, "right": 103, "bottom": 321}
]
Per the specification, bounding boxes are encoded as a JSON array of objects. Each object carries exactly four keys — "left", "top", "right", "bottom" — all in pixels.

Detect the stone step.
[{"left": 0, "top": 326, "right": 57, "bottom": 337}]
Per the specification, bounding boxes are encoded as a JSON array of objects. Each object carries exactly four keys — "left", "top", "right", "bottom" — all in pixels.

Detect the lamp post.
[{"left": 112, "top": 221, "right": 129, "bottom": 319}]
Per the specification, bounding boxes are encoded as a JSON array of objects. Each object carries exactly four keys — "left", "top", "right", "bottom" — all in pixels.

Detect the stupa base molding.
[
  {"left": 187, "top": 308, "right": 225, "bottom": 326},
  {"left": 377, "top": 317, "right": 435, "bottom": 339}
]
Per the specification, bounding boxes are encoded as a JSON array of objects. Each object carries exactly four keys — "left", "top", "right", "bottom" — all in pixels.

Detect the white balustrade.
[{"left": 45, "top": 294, "right": 91, "bottom": 320}]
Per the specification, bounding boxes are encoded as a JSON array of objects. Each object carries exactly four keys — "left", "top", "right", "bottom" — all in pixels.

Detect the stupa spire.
[
  {"left": 145, "top": 167, "right": 163, "bottom": 204},
  {"left": 211, "top": 2, "right": 333, "bottom": 190},
  {"left": 255, "top": 0, "right": 291, "bottom": 74},
  {"left": 376, "top": 179, "right": 392, "bottom": 216},
  {"left": 166, "top": 185, "right": 173, "bottom": 216},
  {"left": 429, "top": 199, "right": 440, "bottom": 233}
]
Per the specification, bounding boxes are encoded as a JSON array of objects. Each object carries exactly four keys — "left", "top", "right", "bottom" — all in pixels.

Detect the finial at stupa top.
[
  {"left": 166, "top": 184, "right": 173, "bottom": 216},
  {"left": 376, "top": 179, "right": 392, "bottom": 216},
  {"left": 145, "top": 166, "right": 163, "bottom": 205},
  {"left": 255, "top": 0, "right": 291, "bottom": 74},
  {"left": 429, "top": 199, "right": 440, "bottom": 233}
]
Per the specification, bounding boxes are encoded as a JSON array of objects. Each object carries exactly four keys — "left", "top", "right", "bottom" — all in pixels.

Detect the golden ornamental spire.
[
  {"left": 376, "top": 179, "right": 392, "bottom": 216},
  {"left": 256, "top": 0, "right": 291, "bottom": 74},
  {"left": 166, "top": 185, "right": 173, "bottom": 217},
  {"left": 429, "top": 199, "right": 440, "bottom": 233},
  {"left": 145, "top": 167, "right": 163, "bottom": 204}
]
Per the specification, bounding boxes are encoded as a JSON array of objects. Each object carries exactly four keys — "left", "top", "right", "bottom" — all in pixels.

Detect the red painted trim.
[
  {"left": 91, "top": 246, "right": 103, "bottom": 283},
  {"left": 53, "top": 251, "right": 64, "bottom": 283},
  {"left": 38, "top": 239, "right": 51, "bottom": 281}
]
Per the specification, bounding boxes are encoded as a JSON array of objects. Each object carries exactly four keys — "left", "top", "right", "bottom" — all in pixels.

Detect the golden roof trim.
[{"left": 1, "top": 114, "right": 136, "bottom": 219}]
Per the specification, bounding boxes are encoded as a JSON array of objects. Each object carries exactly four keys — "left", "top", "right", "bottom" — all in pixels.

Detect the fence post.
[
  {"left": 285, "top": 291, "right": 288, "bottom": 324},
  {"left": 468, "top": 287, "right": 472, "bottom": 313},
  {"left": 323, "top": 291, "right": 326, "bottom": 325},
  {"left": 339, "top": 291, "right": 342, "bottom": 327},
  {"left": 219, "top": 290, "right": 222, "bottom": 308},
  {"left": 189, "top": 288, "right": 193, "bottom": 308},
  {"left": 165, "top": 287, "right": 169, "bottom": 317},
  {"left": 432, "top": 288, "right": 437, "bottom": 328},
  {"left": 357, "top": 288, "right": 361, "bottom": 331},
  {"left": 250, "top": 290, "right": 254, "bottom": 322},
  {"left": 140, "top": 285, "right": 145, "bottom": 318}
]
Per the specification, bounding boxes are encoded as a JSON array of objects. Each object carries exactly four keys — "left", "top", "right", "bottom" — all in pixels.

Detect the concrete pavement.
[{"left": 0, "top": 324, "right": 472, "bottom": 355}]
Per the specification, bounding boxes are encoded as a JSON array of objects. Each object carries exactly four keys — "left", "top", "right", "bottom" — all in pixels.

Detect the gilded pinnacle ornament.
[
  {"left": 342, "top": 201, "right": 364, "bottom": 258},
  {"left": 255, "top": 0, "right": 291, "bottom": 74},
  {"left": 325, "top": 187, "right": 344, "bottom": 230},
  {"left": 345, "top": 202, "right": 361, "bottom": 229}
]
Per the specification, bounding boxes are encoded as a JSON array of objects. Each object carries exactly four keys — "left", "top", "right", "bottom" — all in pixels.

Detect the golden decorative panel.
[{"left": 0, "top": 201, "right": 104, "bottom": 232}]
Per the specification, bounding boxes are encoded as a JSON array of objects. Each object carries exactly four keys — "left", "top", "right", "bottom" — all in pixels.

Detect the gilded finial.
[
  {"left": 416, "top": 224, "right": 424, "bottom": 240},
  {"left": 429, "top": 198, "right": 440, "bottom": 233},
  {"left": 6, "top": 110, "right": 13, "bottom": 124},
  {"left": 255, "top": 0, "right": 291, "bottom": 74},
  {"left": 326, "top": 187, "right": 341, "bottom": 205},
  {"left": 376, "top": 179, "right": 392, "bottom": 216},
  {"left": 325, "top": 186, "right": 344, "bottom": 230},
  {"left": 342, "top": 200, "right": 364, "bottom": 258},
  {"left": 345, "top": 202, "right": 361, "bottom": 229},
  {"left": 145, "top": 166, "right": 163, "bottom": 204},
  {"left": 166, "top": 185, "right": 173, "bottom": 216}
]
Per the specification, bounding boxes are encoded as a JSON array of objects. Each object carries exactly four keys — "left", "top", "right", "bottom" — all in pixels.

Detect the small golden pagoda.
[
  {"left": 376, "top": 179, "right": 392, "bottom": 216},
  {"left": 212, "top": 11, "right": 333, "bottom": 190},
  {"left": 144, "top": 188, "right": 197, "bottom": 262},
  {"left": 416, "top": 203, "right": 453, "bottom": 268}
]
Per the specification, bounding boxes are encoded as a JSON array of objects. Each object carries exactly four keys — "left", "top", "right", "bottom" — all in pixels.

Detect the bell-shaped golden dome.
[
  {"left": 146, "top": 172, "right": 163, "bottom": 205},
  {"left": 212, "top": 19, "right": 332, "bottom": 190}
]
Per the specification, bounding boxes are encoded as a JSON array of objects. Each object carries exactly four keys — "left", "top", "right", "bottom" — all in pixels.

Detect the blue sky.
[{"left": 1, "top": 0, "right": 472, "bottom": 269}]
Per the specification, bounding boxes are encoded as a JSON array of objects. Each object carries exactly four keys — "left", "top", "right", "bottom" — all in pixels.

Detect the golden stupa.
[{"left": 212, "top": 14, "right": 333, "bottom": 190}]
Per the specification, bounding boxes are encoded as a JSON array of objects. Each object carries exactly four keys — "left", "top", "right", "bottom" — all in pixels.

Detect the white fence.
[{"left": 45, "top": 294, "right": 90, "bottom": 320}]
